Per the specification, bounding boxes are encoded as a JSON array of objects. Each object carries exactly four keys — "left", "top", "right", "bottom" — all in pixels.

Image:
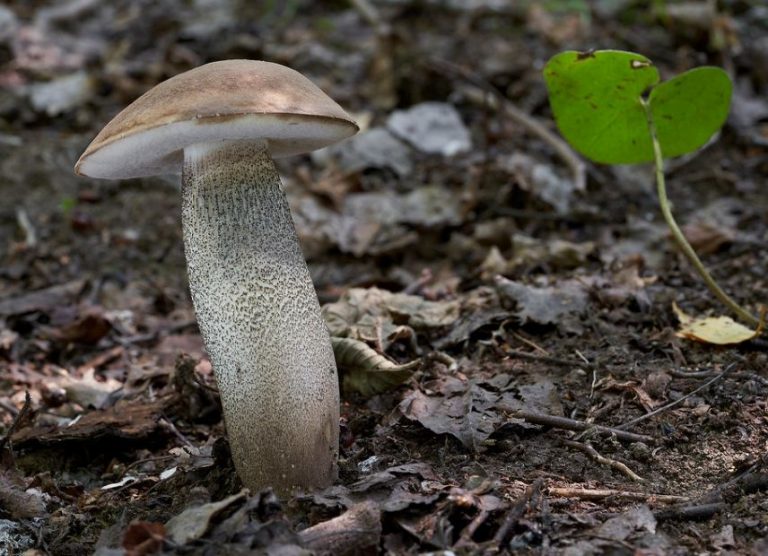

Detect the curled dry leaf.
[{"left": 332, "top": 337, "right": 419, "bottom": 396}]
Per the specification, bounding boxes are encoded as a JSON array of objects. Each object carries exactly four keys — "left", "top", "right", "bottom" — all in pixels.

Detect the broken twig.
[
  {"left": 0, "top": 391, "right": 32, "bottom": 460},
  {"left": 547, "top": 487, "right": 688, "bottom": 504},
  {"left": 562, "top": 439, "right": 645, "bottom": 482},
  {"left": 615, "top": 362, "right": 737, "bottom": 431},
  {"left": 511, "top": 410, "right": 655, "bottom": 444}
]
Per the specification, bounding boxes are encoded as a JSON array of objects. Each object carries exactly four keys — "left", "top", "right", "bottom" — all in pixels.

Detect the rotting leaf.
[
  {"left": 0, "top": 279, "right": 86, "bottom": 316},
  {"left": 495, "top": 275, "right": 588, "bottom": 330},
  {"left": 165, "top": 490, "right": 248, "bottom": 545},
  {"left": 55, "top": 367, "right": 122, "bottom": 409},
  {"left": 0, "top": 472, "right": 47, "bottom": 519},
  {"left": 510, "top": 233, "right": 595, "bottom": 271},
  {"left": 386, "top": 102, "right": 471, "bottom": 156},
  {"left": 122, "top": 521, "right": 166, "bottom": 556},
  {"left": 398, "top": 374, "right": 562, "bottom": 450},
  {"left": 323, "top": 287, "right": 460, "bottom": 350},
  {"left": 673, "top": 302, "right": 762, "bottom": 345},
  {"left": 596, "top": 504, "right": 656, "bottom": 541}
]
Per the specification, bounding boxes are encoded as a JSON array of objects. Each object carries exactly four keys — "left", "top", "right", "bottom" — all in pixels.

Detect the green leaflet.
[{"left": 543, "top": 50, "right": 732, "bottom": 164}]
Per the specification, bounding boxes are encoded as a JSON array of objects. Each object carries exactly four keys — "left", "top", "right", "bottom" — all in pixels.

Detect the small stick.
[
  {"left": 159, "top": 417, "right": 193, "bottom": 447},
  {"left": 492, "top": 478, "right": 543, "bottom": 547},
  {"left": 504, "top": 349, "right": 593, "bottom": 369},
  {"left": 455, "top": 509, "right": 491, "bottom": 548},
  {"left": 654, "top": 502, "right": 725, "bottom": 521},
  {"left": 548, "top": 487, "right": 687, "bottom": 504},
  {"left": 0, "top": 391, "right": 32, "bottom": 456},
  {"left": 510, "top": 410, "right": 655, "bottom": 444},
  {"left": 562, "top": 439, "right": 644, "bottom": 482},
  {"left": 668, "top": 368, "right": 715, "bottom": 379},
  {"left": 16, "top": 208, "right": 37, "bottom": 248},
  {"left": 615, "top": 362, "right": 736, "bottom": 430},
  {"left": 428, "top": 58, "right": 587, "bottom": 193}
]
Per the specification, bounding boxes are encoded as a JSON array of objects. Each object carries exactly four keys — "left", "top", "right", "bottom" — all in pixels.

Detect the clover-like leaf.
[
  {"left": 649, "top": 67, "right": 732, "bottom": 159},
  {"left": 544, "top": 50, "right": 732, "bottom": 164},
  {"left": 543, "top": 50, "right": 659, "bottom": 164}
]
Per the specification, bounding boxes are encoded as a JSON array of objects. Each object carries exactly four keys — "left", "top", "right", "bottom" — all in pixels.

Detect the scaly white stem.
[{"left": 181, "top": 140, "right": 339, "bottom": 493}]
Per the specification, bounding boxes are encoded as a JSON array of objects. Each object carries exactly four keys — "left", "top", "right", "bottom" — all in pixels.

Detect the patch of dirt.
[{"left": 1, "top": 1, "right": 767, "bottom": 554}]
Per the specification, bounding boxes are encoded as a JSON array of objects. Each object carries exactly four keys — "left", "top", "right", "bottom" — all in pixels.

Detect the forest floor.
[{"left": 1, "top": 1, "right": 767, "bottom": 554}]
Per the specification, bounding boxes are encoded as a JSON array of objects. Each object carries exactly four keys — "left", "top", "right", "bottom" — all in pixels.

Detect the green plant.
[{"left": 543, "top": 49, "right": 759, "bottom": 328}]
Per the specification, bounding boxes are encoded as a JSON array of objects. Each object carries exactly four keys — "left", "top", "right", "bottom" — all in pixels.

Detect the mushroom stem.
[{"left": 181, "top": 140, "right": 339, "bottom": 493}]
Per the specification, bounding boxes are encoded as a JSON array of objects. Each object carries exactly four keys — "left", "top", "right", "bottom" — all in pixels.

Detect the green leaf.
[
  {"left": 649, "top": 67, "right": 732, "bottom": 159},
  {"left": 543, "top": 50, "right": 659, "bottom": 164},
  {"left": 543, "top": 51, "right": 733, "bottom": 164}
]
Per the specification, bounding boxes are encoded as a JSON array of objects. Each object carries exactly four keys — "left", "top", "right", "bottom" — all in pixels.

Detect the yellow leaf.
[{"left": 673, "top": 303, "right": 762, "bottom": 345}]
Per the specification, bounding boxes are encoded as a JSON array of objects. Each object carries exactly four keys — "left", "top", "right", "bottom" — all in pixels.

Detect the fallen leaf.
[
  {"left": 387, "top": 102, "right": 471, "bottom": 156},
  {"left": 399, "top": 374, "right": 562, "bottom": 450},
  {"left": 56, "top": 367, "right": 122, "bottom": 409},
  {"left": 596, "top": 504, "right": 656, "bottom": 541},
  {"left": 323, "top": 287, "right": 460, "bottom": 351},
  {"left": 122, "top": 522, "right": 166, "bottom": 556},
  {"left": 333, "top": 337, "right": 419, "bottom": 396},
  {"left": 165, "top": 490, "right": 248, "bottom": 545},
  {"left": 495, "top": 276, "right": 588, "bottom": 330},
  {"left": 0, "top": 279, "right": 85, "bottom": 316},
  {"left": 673, "top": 303, "right": 762, "bottom": 345}
]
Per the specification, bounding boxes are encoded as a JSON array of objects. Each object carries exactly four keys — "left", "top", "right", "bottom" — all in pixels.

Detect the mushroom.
[{"left": 75, "top": 60, "right": 358, "bottom": 493}]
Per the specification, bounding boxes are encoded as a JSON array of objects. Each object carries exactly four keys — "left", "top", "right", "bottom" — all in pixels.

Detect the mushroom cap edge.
[{"left": 75, "top": 60, "right": 358, "bottom": 179}]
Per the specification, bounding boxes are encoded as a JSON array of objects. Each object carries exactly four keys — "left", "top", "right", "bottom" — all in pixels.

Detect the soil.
[{"left": 0, "top": 1, "right": 767, "bottom": 554}]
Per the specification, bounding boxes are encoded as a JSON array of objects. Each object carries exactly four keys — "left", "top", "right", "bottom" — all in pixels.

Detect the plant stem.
[{"left": 640, "top": 99, "right": 760, "bottom": 328}]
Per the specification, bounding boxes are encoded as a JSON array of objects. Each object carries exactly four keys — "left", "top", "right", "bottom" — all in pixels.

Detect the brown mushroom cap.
[{"left": 76, "top": 60, "right": 358, "bottom": 179}]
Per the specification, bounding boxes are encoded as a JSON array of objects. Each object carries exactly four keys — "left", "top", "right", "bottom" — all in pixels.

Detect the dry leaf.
[{"left": 673, "top": 303, "right": 762, "bottom": 345}]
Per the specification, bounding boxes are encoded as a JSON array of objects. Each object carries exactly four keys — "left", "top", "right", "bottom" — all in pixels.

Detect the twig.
[
  {"left": 402, "top": 268, "right": 433, "bottom": 295},
  {"left": 562, "top": 439, "right": 645, "bottom": 482},
  {"left": 547, "top": 487, "right": 688, "bottom": 504},
  {"left": 0, "top": 391, "right": 32, "bottom": 457},
  {"left": 504, "top": 349, "right": 593, "bottom": 369},
  {"left": 510, "top": 410, "right": 656, "bottom": 444},
  {"left": 653, "top": 502, "right": 725, "bottom": 521},
  {"left": 668, "top": 368, "right": 715, "bottom": 379},
  {"left": 159, "top": 417, "right": 193, "bottom": 447},
  {"left": 698, "top": 460, "right": 767, "bottom": 505},
  {"left": 455, "top": 508, "right": 492, "bottom": 548},
  {"left": 16, "top": 208, "right": 37, "bottom": 248},
  {"left": 615, "top": 362, "right": 737, "bottom": 431},
  {"left": 427, "top": 58, "right": 586, "bottom": 193},
  {"left": 492, "top": 478, "right": 543, "bottom": 548}
]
